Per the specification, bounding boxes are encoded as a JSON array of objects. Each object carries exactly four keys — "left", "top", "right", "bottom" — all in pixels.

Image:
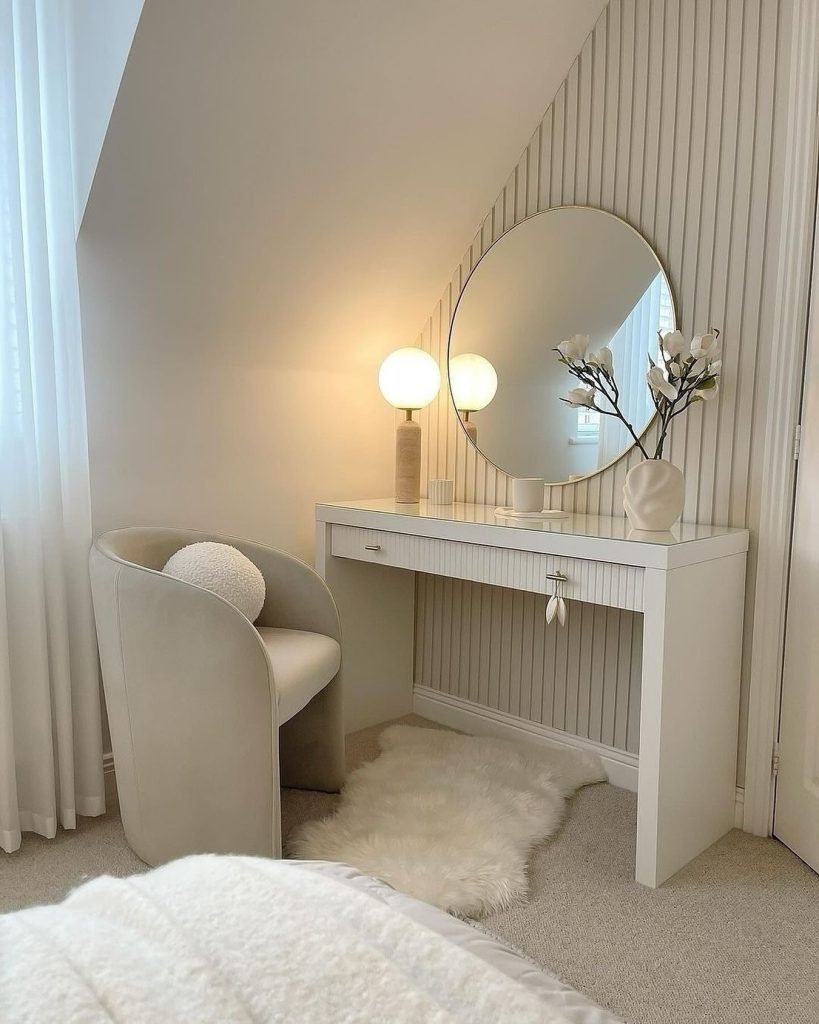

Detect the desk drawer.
[{"left": 330, "top": 525, "right": 644, "bottom": 612}]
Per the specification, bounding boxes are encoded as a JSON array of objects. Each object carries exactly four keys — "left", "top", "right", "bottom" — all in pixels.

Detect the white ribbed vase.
[{"left": 623, "top": 459, "right": 685, "bottom": 531}]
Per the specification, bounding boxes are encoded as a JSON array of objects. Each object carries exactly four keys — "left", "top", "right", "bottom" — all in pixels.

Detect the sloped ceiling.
[
  {"left": 86, "top": 0, "right": 605, "bottom": 353},
  {"left": 79, "top": 0, "right": 606, "bottom": 551},
  {"left": 67, "top": 0, "right": 145, "bottom": 228}
]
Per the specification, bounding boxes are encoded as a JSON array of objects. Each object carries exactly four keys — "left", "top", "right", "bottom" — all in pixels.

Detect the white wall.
[
  {"left": 78, "top": 0, "right": 605, "bottom": 561},
  {"left": 67, "top": 0, "right": 144, "bottom": 229},
  {"left": 417, "top": 0, "right": 819, "bottom": 784}
]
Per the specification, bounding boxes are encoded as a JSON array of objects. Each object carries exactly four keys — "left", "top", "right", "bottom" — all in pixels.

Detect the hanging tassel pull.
[{"left": 545, "top": 571, "right": 568, "bottom": 627}]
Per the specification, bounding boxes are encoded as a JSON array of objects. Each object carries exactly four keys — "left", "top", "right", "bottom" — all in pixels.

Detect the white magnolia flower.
[
  {"left": 661, "top": 330, "right": 687, "bottom": 359},
  {"left": 565, "top": 386, "right": 597, "bottom": 408},
  {"left": 647, "top": 365, "right": 679, "bottom": 401},
  {"left": 709, "top": 360, "right": 722, "bottom": 374},
  {"left": 690, "top": 332, "right": 719, "bottom": 360},
  {"left": 557, "top": 333, "right": 591, "bottom": 363},
  {"left": 588, "top": 346, "right": 613, "bottom": 374}
]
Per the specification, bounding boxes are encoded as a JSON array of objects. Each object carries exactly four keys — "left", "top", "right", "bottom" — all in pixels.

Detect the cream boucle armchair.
[{"left": 89, "top": 527, "right": 345, "bottom": 866}]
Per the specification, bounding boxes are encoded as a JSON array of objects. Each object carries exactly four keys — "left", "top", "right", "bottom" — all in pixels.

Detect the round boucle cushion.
[{"left": 162, "top": 542, "right": 265, "bottom": 622}]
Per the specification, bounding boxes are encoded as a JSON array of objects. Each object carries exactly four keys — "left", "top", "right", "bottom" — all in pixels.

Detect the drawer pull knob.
[{"left": 364, "top": 544, "right": 382, "bottom": 552}]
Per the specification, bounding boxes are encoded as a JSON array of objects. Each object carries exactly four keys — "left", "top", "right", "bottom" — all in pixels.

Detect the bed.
[{"left": 0, "top": 855, "right": 621, "bottom": 1023}]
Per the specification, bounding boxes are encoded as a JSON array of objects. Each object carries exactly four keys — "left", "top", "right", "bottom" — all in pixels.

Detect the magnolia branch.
[
  {"left": 557, "top": 357, "right": 651, "bottom": 459},
  {"left": 555, "top": 328, "right": 721, "bottom": 462}
]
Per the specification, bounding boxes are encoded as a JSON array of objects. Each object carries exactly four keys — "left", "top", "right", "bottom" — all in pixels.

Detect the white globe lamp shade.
[
  {"left": 449, "top": 353, "right": 498, "bottom": 412},
  {"left": 378, "top": 348, "right": 441, "bottom": 410}
]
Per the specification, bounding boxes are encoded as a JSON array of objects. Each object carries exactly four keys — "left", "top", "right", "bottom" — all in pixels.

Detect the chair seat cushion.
[{"left": 256, "top": 628, "right": 341, "bottom": 724}]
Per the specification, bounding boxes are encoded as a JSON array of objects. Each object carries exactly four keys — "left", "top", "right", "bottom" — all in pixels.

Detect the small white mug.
[
  {"left": 428, "top": 478, "right": 455, "bottom": 505},
  {"left": 512, "top": 478, "right": 544, "bottom": 513}
]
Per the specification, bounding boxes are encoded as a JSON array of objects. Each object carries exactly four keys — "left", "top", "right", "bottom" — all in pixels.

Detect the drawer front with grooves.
[{"left": 330, "top": 525, "right": 644, "bottom": 612}]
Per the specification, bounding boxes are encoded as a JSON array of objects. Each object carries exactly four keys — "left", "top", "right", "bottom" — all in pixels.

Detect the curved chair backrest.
[
  {"left": 90, "top": 528, "right": 278, "bottom": 865},
  {"left": 95, "top": 526, "right": 217, "bottom": 571}
]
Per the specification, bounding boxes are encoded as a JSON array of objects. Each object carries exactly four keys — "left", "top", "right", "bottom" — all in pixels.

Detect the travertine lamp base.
[
  {"left": 395, "top": 411, "right": 421, "bottom": 503},
  {"left": 460, "top": 412, "right": 477, "bottom": 445}
]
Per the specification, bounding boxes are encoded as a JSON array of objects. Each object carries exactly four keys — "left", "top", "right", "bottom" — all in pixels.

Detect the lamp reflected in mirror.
[{"left": 449, "top": 353, "right": 498, "bottom": 445}]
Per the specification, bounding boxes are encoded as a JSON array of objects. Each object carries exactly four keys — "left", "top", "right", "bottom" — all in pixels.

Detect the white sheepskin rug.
[{"left": 289, "top": 725, "right": 605, "bottom": 917}]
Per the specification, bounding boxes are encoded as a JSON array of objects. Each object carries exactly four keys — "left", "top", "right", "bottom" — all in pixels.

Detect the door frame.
[{"left": 743, "top": 0, "right": 819, "bottom": 836}]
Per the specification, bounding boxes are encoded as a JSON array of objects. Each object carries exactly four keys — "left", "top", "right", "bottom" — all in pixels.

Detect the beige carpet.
[{"left": 1, "top": 715, "right": 817, "bottom": 1024}]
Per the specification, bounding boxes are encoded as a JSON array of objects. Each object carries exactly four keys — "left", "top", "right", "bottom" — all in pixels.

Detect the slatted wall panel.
[
  {"left": 415, "top": 0, "right": 792, "bottom": 767},
  {"left": 415, "top": 583, "right": 643, "bottom": 753}
]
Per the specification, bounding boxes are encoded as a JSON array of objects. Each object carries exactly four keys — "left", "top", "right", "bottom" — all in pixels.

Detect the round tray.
[{"left": 494, "top": 507, "right": 570, "bottom": 521}]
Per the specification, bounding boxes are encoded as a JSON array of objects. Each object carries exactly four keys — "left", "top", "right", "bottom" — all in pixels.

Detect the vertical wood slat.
[{"left": 415, "top": 0, "right": 788, "bottom": 765}]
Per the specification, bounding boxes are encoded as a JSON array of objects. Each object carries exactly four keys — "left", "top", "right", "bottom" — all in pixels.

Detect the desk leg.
[
  {"left": 636, "top": 553, "right": 746, "bottom": 887},
  {"left": 316, "top": 524, "right": 416, "bottom": 733}
]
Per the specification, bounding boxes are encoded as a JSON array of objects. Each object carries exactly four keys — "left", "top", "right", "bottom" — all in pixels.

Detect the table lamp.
[
  {"left": 449, "top": 353, "right": 498, "bottom": 444},
  {"left": 378, "top": 347, "right": 441, "bottom": 503}
]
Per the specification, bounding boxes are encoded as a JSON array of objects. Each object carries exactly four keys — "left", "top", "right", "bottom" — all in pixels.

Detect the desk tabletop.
[{"left": 316, "top": 499, "right": 749, "bottom": 569}]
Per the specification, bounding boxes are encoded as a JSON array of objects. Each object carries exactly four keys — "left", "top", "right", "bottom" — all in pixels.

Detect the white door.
[{"left": 775, "top": 245, "right": 819, "bottom": 873}]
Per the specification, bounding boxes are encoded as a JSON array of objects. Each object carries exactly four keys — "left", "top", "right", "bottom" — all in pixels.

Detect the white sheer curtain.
[
  {"left": 0, "top": 0, "right": 104, "bottom": 853},
  {"left": 597, "top": 274, "right": 663, "bottom": 467}
]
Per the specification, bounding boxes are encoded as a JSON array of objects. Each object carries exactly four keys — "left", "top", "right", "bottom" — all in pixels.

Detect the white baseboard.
[
  {"left": 414, "top": 687, "right": 747, "bottom": 826},
  {"left": 413, "top": 686, "right": 639, "bottom": 791}
]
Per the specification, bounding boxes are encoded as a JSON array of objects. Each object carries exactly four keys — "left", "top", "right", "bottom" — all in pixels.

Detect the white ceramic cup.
[
  {"left": 511, "top": 477, "right": 544, "bottom": 513},
  {"left": 428, "top": 478, "right": 455, "bottom": 505}
]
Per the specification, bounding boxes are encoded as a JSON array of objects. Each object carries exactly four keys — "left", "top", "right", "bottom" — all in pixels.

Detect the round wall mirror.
[{"left": 447, "top": 207, "right": 676, "bottom": 484}]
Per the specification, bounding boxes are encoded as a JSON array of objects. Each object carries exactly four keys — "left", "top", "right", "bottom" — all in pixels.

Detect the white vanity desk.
[{"left": 316, "top": 498, "right": 749, "bottom": 888}]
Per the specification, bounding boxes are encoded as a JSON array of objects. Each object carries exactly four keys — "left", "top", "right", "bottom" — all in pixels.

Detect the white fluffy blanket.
[
  {"left": 290, "top": 725, "right": 606, "bottom": 916},
  {"left": 0, "top": 856, "right": 584, "bottom": 1023}
]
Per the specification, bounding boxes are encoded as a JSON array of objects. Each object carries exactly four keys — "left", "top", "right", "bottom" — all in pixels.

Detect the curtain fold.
[{"left": 0, "top": 0, "right": 105, "bottom": 854}]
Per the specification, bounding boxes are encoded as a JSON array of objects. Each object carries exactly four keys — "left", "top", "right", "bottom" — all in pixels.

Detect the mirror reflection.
[{"left": 447, "top": 207, "right": 675, "bottom": 483}]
